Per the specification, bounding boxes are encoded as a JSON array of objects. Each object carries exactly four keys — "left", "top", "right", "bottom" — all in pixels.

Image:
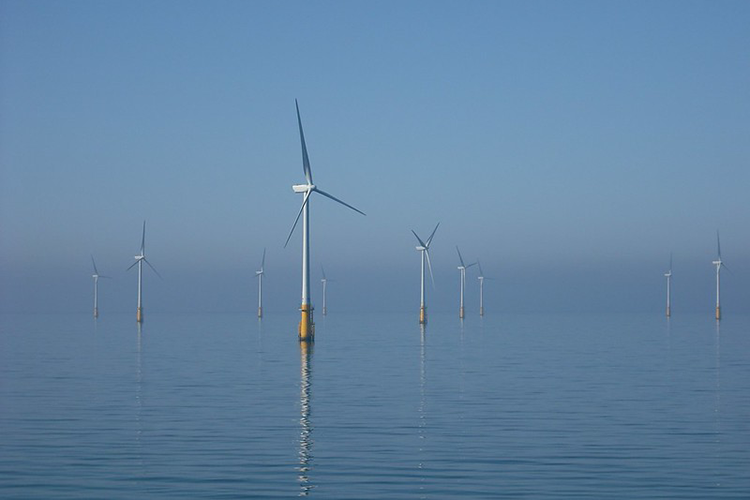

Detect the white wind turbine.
[
  {"left": 284, "top": 100, "right": 365, "bottom": 341},
  {"left": 126, "top": 221, "right": 161, "bottom": 323},
  {"left": 412, "top": 223, "right": 439, "bottom": 325},
  {"left": 90, "top": 255, "right": 111, "bottom": 318},
  {"left": 664, "top": 253, "right": 672, "bottom": 318},
  {"left": 456, "top": 246, "right": 476, "bottom": 319},
  {"left": 477, "top": 260, "right": 489, "bottom": 317},
  {"left": 255, "top": 248, "right": 266, "bottom": 318},
  {"left": 712, "top": 231, "right": 729, "bottom": 320},
  {"left": 320, "top": 266, "right": 333, "bottom": 316}
]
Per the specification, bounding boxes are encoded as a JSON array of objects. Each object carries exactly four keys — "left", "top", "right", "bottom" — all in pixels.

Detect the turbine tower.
[
  {"left": 90, "top": 255, "right": 110, "bottom": 318},
  {"left": 456, "top": 246, "right": 476, "bottom": 319},
  {"left": 127, "top": 221, "right": 161, "bottom": 323},
  {"left": 320, "top": 266, "right": 329, "bottom": 316},
  {"left": 477, "top": 260, "right": 487, "bottom": 316},
  {"left": 256, "top": 248, "right": 266, "bottom": 318},
  {"left": 712, "top": 231, "right": 728, "bottom": 320},
  {"left": 285, "top": 100, "right": 365, "bottom": 342},
  {"left": 412, "top": 223, "right": 439, "bottom": 325},
  {"left": 664, "top": 253, "right": 672, "bottom": 318}
]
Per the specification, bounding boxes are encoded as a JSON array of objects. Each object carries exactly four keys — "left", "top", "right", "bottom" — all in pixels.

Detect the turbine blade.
[
  {"left": 261, "top": 247, "right": 266, "bottom": 270},
  {"left": 456, "top": 246, "right": 466, "bottom": 267},
  {"left": 426, "top": 223, "right": 440, "bottom": 247},
  {"left": 91, "top": 255, "right": 99, "bottom": 275},
  {"left": 314, "top": 188, "right": 366, "bottom": 216},
  {"left": 721, "top": 262, "right": 731, "bottom": 273},
  {"left": 717, "top": 230, "right": 721, "bottom": 259},
  {"left": 295, "top": 99, "right": 313, "bottom": 185},
  {"left": 144, "top": 258, "right": 162, "bottom": 279},
  {"left": 466, "top": 262, "right": 477, "bottom": 269},
  {"left": 321, "top": 265, "right": 326, "bottom": 280},
  {"left": 100, "top": 275, "right": 113, "bottom": 279},
  {"left": 284, "top": 190, "right": 312, "bottom": 248},
  {"left": 477, "top": 260, "right": 484, "bottom": 277},
  {"left": 126, "top": 260, "right": 139, "bottom": 271},
  {"left": 411, "top": 230, "right": 426, "bottom": 248},
  {"left": 140, "top": 221, "right": 146, "bottom": 254},
  {"left": 425, "top": 249, "right": 436, "bottom": 289}
]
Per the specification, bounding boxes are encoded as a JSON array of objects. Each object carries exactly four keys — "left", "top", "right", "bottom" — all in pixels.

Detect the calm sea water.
[{"left": 1, "top": 311, "right": 749, "bottom": 499}]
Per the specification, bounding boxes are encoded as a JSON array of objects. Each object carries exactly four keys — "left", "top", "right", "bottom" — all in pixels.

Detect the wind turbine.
[
  {"left": 284, "top": 100, "right": 365, "bottom": 342},
  {"left": 90, "top": 255, "right": 111, "bottom": 318},
  {"left": 456, "top": 246, "right": 476, "bottom": 319},
  {"left": 255, "top": 248, "right": 266, "bottom": 318},
  {"left": 477, "top": 260, "right": 488, "bottom": 316},
  {"left": 712, "top": 231, "right": 728, "bottom": 320},
  {"left": 126, "top": 221, "right": 161, "bottom": 323},
  {"left": 664, "top": 253, "right": 672, "bottom": 318},
  {"left": 320, "top": 266, "right": 331, "bottom": 316},
  {"left": 412, "top": 223, "right": 439, "bottom": 325}
]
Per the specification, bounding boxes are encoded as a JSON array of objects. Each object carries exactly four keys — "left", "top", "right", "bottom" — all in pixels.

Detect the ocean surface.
[{"left": 1, "top": 311, "right": 749, "bottom": 499}]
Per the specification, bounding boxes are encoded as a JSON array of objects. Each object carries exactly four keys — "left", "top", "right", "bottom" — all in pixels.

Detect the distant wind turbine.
[
  {"left": 284, "top": 100, "right": 365, "bottom": 342},
  {"left": 90, "top": 255, "right": 111, "bottom": 318},
  {"left": 712, "top": 231, "right": 729, "bottom": 320},
  {"left": 664, "top": 253, "right": 672, "bottom": 318},
  {"left": 456, "top": 246, "right": 476, "bottom": 319},
  {"left": 256, "top": 248, "right": 266, "bottom": 318},
  {"left": 320, "top": 266, "right": 332, "bottom": 316},
  {"left": 477, "top": 260, "right": 489, "bottom": 316},
  {"left": 126, "top": 221, "right": 161, "bottom": 323},
  {"left": 412, "top": 223, "right": 439, "bottom": 325}
]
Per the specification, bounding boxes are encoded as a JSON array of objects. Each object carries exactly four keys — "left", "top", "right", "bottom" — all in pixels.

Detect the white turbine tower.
[
  {"left": 477, "top": 260, "right": 488, "bottom": 316},
  {"left": 90, "top": 255, "right": 110, "bottom": 318},
  {"left": 256, "top": 248, "right": 266, "bottom": 318},
  {"left": 712, "top": 231, "right": 728, "bottom": 320},
  {"left": 320, "top": 267, "right": 327, "bottom": 316},
  {"left": 412, "top": 223, "right": 439, "bottom": 325},
  {"left": 126, "top": 221, "right": 161, "bottom": 323},
  {"left": 284, "top": 100, "right": 365, "bottom": 342},
  {"left": 456, "top": 246, "right": 476, "bottom": 319},
  {"left": 664, "top": 253, "right": 672, "bottom": 318}
]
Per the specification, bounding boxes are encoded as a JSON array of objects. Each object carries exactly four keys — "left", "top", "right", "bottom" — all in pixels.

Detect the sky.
[{"left": 1, "top": 0, "right": 748, "bottom": 315}]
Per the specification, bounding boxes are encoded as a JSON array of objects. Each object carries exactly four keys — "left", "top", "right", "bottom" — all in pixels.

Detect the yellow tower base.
[
  {"left": 137, "top": 307, "right": 143, "bottom": 323},
  {"left": 94, "top": 308, "right": 98, "bottom": 319},
  {"left": 419, "top": 306, "right": 427, "bottom": 324},
  {"left": 459, "top": 306, "right": 465, "bottom": 319},
  {"left": 666, "top": 306, "right": 670, "bottom": 318},
  {"left": 258, "top": 307, "right": 263, "bottom": 318},
  {"left": 299, "top": 304, "right": 315, "bottom": 342},
  {"left": 716, "top": 306, "right": 721, "bottom": 320}
]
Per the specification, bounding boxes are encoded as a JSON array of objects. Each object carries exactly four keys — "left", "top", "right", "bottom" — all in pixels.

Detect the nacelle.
[{"left": 292, "top": 184, "right": 313, "bottom": 193}]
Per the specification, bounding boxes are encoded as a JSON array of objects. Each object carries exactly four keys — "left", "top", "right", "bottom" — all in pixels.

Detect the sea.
[{"left": 1, "top": 311, "right": 749, "bottom": 499}]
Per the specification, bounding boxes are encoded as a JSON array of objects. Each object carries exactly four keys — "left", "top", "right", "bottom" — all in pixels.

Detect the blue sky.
[{"left": 1, "top": 0, "right": 748, "bottom": 314}]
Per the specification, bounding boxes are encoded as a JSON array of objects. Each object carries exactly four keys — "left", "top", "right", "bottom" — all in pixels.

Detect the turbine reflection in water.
[
  {"left": 298, "top": 341, "right": 314, "bottom": 496},
  {"left": 418, "top": 324, "right": 427, "bottom": 495},
  {"left": 135, "top": 323, "right": 144, "bottom": 480}
]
